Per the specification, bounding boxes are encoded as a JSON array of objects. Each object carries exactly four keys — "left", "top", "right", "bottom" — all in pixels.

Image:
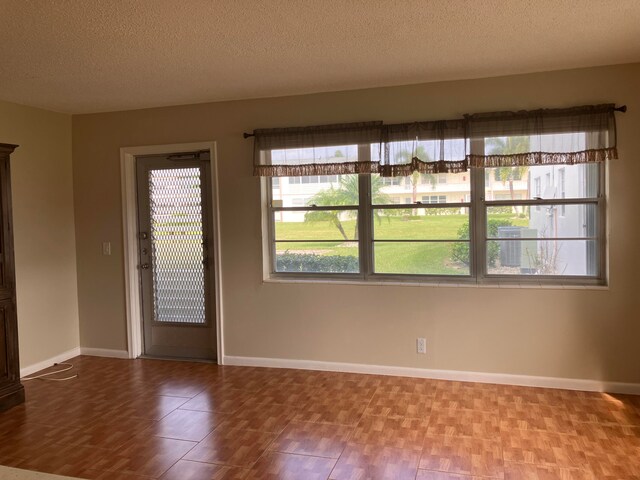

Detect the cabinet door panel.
[
  {"left": 0, "top": 300, "right": 11, "bottom": 387},
  {"left": 0, "top": 146, "right": 21, "bottom": 411},
  {"left": 0, "top": 158, "right": 8, "bottom": 292}
]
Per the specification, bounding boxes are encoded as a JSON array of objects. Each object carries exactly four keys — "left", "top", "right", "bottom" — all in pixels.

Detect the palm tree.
[
  {"left": 395, "top": 146, "right": 436, "bottom": 214},
  {"left": 305, "top": 175, "right": 391, "bottom": 240},
  {"left": 486, "top": 136, "right": 530, "bottom": 200}
]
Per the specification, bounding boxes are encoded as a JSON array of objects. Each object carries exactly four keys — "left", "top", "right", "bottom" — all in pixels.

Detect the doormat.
[{"left": 0, "top": 466, "right": 81, "bottom": 480}]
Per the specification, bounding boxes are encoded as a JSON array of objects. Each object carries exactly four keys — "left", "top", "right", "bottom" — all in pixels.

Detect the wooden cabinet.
[{"left": 0, "top": 143, "right": 23, "bottom": 412}]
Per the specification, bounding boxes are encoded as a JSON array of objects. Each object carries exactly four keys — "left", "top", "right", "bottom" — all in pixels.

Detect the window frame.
[
  {"left": 558, "top": 168, "right": 566, "bottom": 216},
  {"left": 474, "top": 169, "right": 605, "bottom": 286},
  {"left": 264, "top": 144, "right": 607, "bottom": 286},
  {"left": 472, "top": 135, "right": 606, "bottom": 286}
]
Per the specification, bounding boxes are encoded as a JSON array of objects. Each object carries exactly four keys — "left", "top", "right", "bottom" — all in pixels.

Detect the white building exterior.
[
  {"left": 527, "top": 163, "right": 598, "bottom": 275},
  {"left": 273, "top": 172, "right": 527, "bottom": 222}
]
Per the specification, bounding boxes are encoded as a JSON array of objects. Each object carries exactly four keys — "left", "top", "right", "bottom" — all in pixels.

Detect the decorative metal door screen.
[{"left": 148, "top": 167, "right": 206, "bottom": 324}]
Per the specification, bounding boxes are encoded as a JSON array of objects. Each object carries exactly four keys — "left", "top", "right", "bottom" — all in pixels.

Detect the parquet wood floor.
[{"left": 1, "top": 356, "right": 639, "bottom": 479}]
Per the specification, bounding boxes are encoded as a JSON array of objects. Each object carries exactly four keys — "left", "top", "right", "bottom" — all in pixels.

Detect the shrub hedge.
[
  {"left": 451, "top": 218, "right": 513, "bottom": 267},
  {"left": 276, "top": 252, "right": 359, "bottom": 273}
]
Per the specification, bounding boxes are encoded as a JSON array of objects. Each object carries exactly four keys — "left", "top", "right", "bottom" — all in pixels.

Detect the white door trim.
[{"left": 120, "top": 142, "right": 224, "bottom": 363}]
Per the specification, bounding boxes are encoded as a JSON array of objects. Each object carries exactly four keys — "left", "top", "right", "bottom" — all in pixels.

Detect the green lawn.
[{"left": 276, "top": 213, "right": 528, "bottom": 275}]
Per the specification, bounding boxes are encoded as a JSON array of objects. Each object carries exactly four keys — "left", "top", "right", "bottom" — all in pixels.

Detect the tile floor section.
[{"left": 0, "top": 356, "right": 639, "bottom": 479}]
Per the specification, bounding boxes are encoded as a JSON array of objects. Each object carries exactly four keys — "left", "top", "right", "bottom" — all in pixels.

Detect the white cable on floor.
[{"left": 22, "top": 362, "right": 78, "bottom": 381}]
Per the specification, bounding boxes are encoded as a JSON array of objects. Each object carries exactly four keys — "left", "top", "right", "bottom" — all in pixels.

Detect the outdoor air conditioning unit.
[
  {"left": 497, "top": 227, "right": 538, "bottom": 269},
  {"left": 498, "top": 226, "right": 523, "bottom": 267}
]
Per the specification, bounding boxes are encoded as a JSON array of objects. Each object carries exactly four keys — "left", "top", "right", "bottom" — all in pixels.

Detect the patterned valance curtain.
[
  {"left": 380, "top": 120, "right": 467, "bottom": 176},
  {"left": 251, "top": 104, "right": 618, "bottom": 177},
  {"left": 465, "top": 104, "right": 618, "bottom": 168},
  {"left": 252, "top": 121, "right": 383, "bottom": 177}
]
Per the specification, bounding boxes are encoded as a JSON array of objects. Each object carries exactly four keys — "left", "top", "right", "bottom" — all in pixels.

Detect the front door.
[{"left": 136, "top": 151, "right": 216, "bottom": 360}]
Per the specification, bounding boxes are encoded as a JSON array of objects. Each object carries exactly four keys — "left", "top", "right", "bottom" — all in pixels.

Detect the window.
[
  {"left": 266, "top": 138, "right": 605, "bottom": 284},
  {"left": 291, "top": 197, "right": 312, "bottom": 207},
  {"left": 288, "top": 175, "right": 339, "bottom": 185},
  {"left": 484, "top": 162, "right": 601, "bottom": 278},
  {"left": 558, "top": 168, "right": 566, "bottom": 216},
  {"left": 421, "top": 195, "right": 447, "bottom": 204},
  {"left": 382, "top": 177, "right": 402, "bottom": 187},
  {"left": 534, "top": 177, "right": 542, "bottom": 211},
  {"left": 259, "top": 105, "right": 615, "bottom": 285},
  {"left": 373, "top": 173, "right": 470, "bottom": 276},
  {"left": 270, "top": 170, "right": 359, "bottom": 274}
]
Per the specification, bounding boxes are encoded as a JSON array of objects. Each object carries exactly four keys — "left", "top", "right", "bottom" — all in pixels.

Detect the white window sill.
[{"left": 263, "top": 277, "right": 609, "bottom": 291}]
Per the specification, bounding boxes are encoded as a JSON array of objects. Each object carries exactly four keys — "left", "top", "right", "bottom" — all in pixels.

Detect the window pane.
[
  {"left": 487, "top": 239, "right": 597, "bottom": 276},
  {"left": 272, "top": 174, "right": 359, "bottom": 207},
  {"left": 271, "top": 145, "right": 359, "bottom": 167},
  {"left": 383, "top": 139, "right": 467, "bottom": 165},
  {"left": 486, "top": 204, "right": 597, "bottom": 239},
  {"left": 374, "top": 242, "right": 470, "bottom": 275},
  {"left": 372, "top": 173, "right": 470, "bottom": 205},
  {"left": 485, "top": 163, "right": 599, "bottom": 200},
  {"left": 276, "top": 241, "right": 358, "bottom": 273},
  {"left": 275, "top": 210, "right": 358, "bottom": 241},
  {"left": 373, "top": 208, "right": 469, "bottom": 240},
  {"left": 485, "top": 133, "right": 588, "bottom": 155}
]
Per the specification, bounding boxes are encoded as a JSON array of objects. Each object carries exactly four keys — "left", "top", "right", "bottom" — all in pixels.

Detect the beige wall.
[
  {"left": 0, "top": 101, "right": 80, "bottom": 369},
  {"left": 73, "top": 63, "right": 640, "bottom": 383}
]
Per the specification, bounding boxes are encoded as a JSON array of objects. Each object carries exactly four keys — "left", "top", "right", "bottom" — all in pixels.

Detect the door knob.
[{"left": 139, "top": 263, "right": 150, "bottom": 269}]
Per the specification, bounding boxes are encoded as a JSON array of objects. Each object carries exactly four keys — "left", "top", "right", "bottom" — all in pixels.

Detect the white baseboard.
[
  {"left": 80, "top": 347, "right": 130, "bottom": 359},
  {"left": 20, "top": 347, "right": 82, "bottom": 378},
  {"left": 223, "top": 355, "right": 640, "bottom": 395},
  {"left": 20, "top": 347, "right": 132, "bottom": 377},
  {"left": 22, "top": 350, "right": 639, "bottom": 395}
]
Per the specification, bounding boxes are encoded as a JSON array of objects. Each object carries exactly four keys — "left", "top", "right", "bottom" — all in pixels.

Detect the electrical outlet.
[
  {"left": 102, "top": 242, "right": 111, "bottom": 256},
  {"left": 417, "top": 337, "right": 426, "bottom": 354}
]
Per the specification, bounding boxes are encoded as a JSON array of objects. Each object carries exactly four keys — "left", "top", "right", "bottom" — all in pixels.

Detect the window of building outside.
[
  {"left": 534, "top": 177, "right": 542, "bottom": 211},
  {"left": 559, "top": 168, "right": 566, "bottom": 216},
  {"left": 382, "top": 177, "right": 402, "bottom": 187}
]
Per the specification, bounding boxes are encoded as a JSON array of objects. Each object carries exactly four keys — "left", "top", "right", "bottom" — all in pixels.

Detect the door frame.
[{"left": 120, "top": 142, "right": 224, "bottom": 363}]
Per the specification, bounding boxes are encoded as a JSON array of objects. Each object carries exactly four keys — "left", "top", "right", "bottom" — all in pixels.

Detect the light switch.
[{"left": 102, "top": 242, "right": 111, "bottom": 256}]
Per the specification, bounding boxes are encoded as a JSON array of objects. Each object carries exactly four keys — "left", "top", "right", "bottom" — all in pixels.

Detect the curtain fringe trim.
[
  {"left": 467, "top": 148, "right": 618, "bottom": 168},
  {"left": 378, "top": 158, "right": 468, "bottom": 176},
  {"left": 254, "top": 159, "right": 469, "bottom": 177},
  {"left": 254, "top": 161, "right": 381, "bottom": 177},
  {"left": 254, "top": 149, "right": 616, "bottom": 177}
]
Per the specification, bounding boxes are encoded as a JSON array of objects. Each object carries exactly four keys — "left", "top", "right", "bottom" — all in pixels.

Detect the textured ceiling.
[{"left": 1, "top": 0, "right": 640, "bottom": 114}]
